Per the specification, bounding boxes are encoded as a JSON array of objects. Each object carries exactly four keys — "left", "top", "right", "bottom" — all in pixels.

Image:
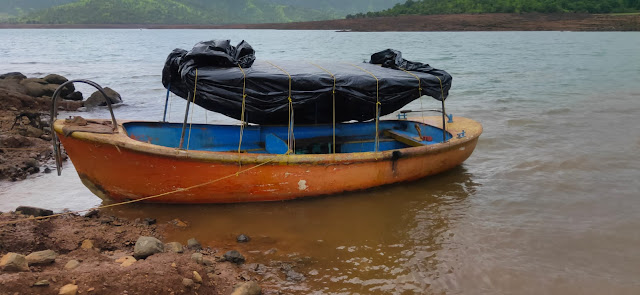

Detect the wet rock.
[
  {"left": 236, "top": 234, "right": 251, "bottom": 243},
  {"left": 85, "top": 87, "right": 122, "bottom": 108},
  {"left": 166, "top": 242, "right": 184, "bottom": 253},
  {"left": 285, "top": 269, "right": 305, "bottom": 282},
  {"left": 26, "top": 249, "right": 57, "bottom": 265},
  {"left": 19, "top": 125, "right": 44, "bottom": 138},
  {"left": 193, "top": 271, "right": 203, "bottom": 283},
  {"left": 222, "top": 250, "right": 245, "bottom": 265},
  {"left": 44, "top": 167, "right": 52, "bottom": 174},
  {"left": 190, "top": 253, "right": 203, "bottom": 264},
  {"left": 230, "top": 281, "right": 262, "bottom": 295},
  {"left": 64, "top": 260, "right": 80, "bottom": 270},
  {"left": 20, "top": 78, "right": 48, "bottom": 85},
  {"left": 15, "top": 206, "right": 53, "bottom": 217},
  {"left": 170, "top": 218, "right": 188, "bottom": 227},
  {"left": 182, "top": 278, "right": 194, "bottom": 288},
  {"left": 24, "top": 158, "right": 38, "bottom": 168},
  {"left": 43, "top": 74, "right": 68, "bottom": 85},
  {"left": 33, "top": 279, "right": 50, "bottom": 286},
  {"left": 263, "top": 248, "right": 277, "bottom": 255},
  {"left": 59, "top": 283, "right": 78, "bottom": 295},
  {"left": 40, "top": 134, "right": 52, "bottom": 141},
  {"left": 187, "top": 238, "right": 202, "bottom": 250},
  {"left": 143, "top": 218, "right": 156, "bottom": 225},
  {"left": 134, "top": 236, "right": 164, "bottom": 259},
  {"left": 22, "top": 82, "right": 49, "bottom": 97},
  {"left": 65, "top": 91, "right": 83, "bottom": 101},
  {"left": 0, "top": 72, "right": 26, "bottom": 80},
  {"left": 0, "top": 253, "right": 29, "bottom": 272},
  {"left": 80, "top": 239, "right": 95, "bottom": 249}
]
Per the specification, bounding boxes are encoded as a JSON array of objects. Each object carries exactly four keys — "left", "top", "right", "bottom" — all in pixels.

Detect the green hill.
[
  {"left": 351, "top": 0, "right": 640, "bottom": 18},
  {"left": 16, "top": 0, "right": 337, "bottom": 24},
  {"left": 6, "top": 0, "right": 406, "bottom": 24}
]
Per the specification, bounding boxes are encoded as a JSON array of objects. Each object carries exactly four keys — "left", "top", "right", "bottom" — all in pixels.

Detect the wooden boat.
[{"left": 52, "top": 111, "right": 481, "bottom": 204}]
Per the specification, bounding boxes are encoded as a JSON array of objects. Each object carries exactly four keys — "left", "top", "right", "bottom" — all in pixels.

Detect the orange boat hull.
[{"left": 54, "top": 117, "right": 481, "bottom": 203}]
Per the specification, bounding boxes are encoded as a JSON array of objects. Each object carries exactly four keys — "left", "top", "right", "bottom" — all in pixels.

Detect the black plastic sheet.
[{"left": 162, "top": 41, "right": 452, "bottom": 125}]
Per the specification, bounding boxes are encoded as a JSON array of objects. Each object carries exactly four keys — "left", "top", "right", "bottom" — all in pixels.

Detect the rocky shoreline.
[
  {"left": 0, "top": 72, "right": 122, "bottom": 181},
  {"left": 0, "top": 207, "right": 285, "bottom": 294}
]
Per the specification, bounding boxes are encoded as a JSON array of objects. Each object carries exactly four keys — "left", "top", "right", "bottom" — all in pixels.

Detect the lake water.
[{"left": 1, "top": 29, "right": 639, "bottom": 294}]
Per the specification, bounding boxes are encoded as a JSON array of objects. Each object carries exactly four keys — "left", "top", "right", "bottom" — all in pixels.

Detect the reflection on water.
[{"left": 101, "top": 167, "right": 477, "bottom": 294}]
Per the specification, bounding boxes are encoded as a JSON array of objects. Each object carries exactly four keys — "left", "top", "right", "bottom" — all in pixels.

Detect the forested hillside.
[
  {"left": 348, "top": 0, "right": 640, "bottom": 18},
  {"left": 16, "top": 0, "right": 335, "bottom": 24},
  {"left": 269, "top": 0, "right": 405, "bottom": 14}
]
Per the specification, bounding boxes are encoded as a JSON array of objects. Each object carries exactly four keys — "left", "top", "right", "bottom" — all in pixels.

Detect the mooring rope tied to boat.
[
  {"left": 186, "top": 69, "right": 199, "bottom": 150},
  {"left": 0, "top": 151, "right": 291, "bottom": 226},
  {"left": 237, "top": 64, "right": 248, "bottom": 156},
  {"left": 346, "top": 63, "right": 381, "bottom": 152},
  {"left": 264, "top": 61, "right": 295, "bottom": 153},
  {"left": 308, "top": 62, "right": 337, "bottom": 154}
]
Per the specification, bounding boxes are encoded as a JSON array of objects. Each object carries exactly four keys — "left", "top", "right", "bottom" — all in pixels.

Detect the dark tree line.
[{"left": 347, "top": 0, "right": 640, "bottom": 18}]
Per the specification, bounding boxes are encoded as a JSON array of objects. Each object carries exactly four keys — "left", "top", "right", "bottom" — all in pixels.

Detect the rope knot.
[{"left": 288, "top": 97, "right": 292, "bottom": 103}]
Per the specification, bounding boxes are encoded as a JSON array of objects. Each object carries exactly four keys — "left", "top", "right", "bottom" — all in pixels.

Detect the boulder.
[
  {"left": 33, "top": 280, "right": 50, "bottom": 286},
  {"left": 59, "top": 284, "right": 78, "bottom": 295},
  {"left": 236, "top": 234, "right": 251, "bottom": 243},
  {"left": 0, "top": 253, "right": 29, "bottom": 272},
  {"left": 193, "top": 271, "right": 203, "bottom": 283},
  {"left": 85, "top": 87, "right": 122, "bottom": 108},
  {"left": 190, "top": 253, "right": 203, "bottom": 264},
  {"left": 187, "top": 238, "right": 202, "bottom": 250},
  {"left": 115, "top": 255, "right": 136, "bottom": 267},
  {"left": 80, "top": 239, "right": 95, "bottom": 249},
  {"left": 0, "top": 72, "right": 26, "bottom": 80},
  {"left": 22, "top": 82, "right": 48, "bottom": 97},
  {"left": 26, "top": 250, "right": 57, "bottom": 265},
  {"left": 19, "top": 125, "right": 44, "bottom": 138},
  {"left": 65, "top": 91, "right": 83, "bottom": 101},
  {"left": 133, "top": 236, "right": 164, "bottom": 259},
  {"left": 182, "top": 278, "right": 194, "bottom": 288},
  {"left": 166, "top": 242, "right": 184, "bottom": 253},
  {"left": 43, "top": 74, "right": 68, "bottom": 85},
  {"left": 64, "top": 260, "right": 80, "bottom": 270},
  {"left": 230, "top": 281, "right": 262, "bottom": 295},
  {"left": 20, "top": 78, "right": 47, "bottom": 85},
  {"left": 15, "top": 206, "right": 53, "bottom": 217},
  {"left": 222, "top": 250, "right": 245, "bottom": 265}
]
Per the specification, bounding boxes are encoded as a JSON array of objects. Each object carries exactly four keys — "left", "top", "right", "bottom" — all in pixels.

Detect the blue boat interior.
[{"left": 123, "top": 120, "right": 452, "bottom": 154}]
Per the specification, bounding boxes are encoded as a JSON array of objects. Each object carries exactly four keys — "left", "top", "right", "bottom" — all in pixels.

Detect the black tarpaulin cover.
[{"left": 162, "top": 40, "right": 452, "bottom": 125}]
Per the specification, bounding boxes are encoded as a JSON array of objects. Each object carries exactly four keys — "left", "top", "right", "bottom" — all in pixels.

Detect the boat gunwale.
[{"left": 53, "top": 116, "right": 482, "bottom": 165}]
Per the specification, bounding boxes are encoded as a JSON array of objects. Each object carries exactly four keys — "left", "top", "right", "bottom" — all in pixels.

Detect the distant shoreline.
[{"left": 1, "top": 13, "right": 639, "bottom": 31}]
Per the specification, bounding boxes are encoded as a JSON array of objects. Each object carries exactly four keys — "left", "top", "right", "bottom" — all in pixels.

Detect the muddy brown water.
[{"left": 1, "top": 30, "right": 639, "bottom": 294}]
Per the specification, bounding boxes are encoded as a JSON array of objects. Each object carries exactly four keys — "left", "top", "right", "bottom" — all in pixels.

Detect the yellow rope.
[
  {"left": 347, "top": 63, "right": 380, "bottom": 152},
  {"left": 265, "top": 61, "right": 295, "bottom": 154},
  {"left": 308, "top": 62, "right": 336, "bottom": 154},
  {"left": 186, "top": 69, "right": 198, "bottom": 150},
  {"left": 0, "top": 152, "right": 290, "bottom": 227},
  {"left": 237, "top": 64, "right": 247, "bottom": 154},
  {"left": 398, "top": 68, "right": 424, "bottom": 119}
]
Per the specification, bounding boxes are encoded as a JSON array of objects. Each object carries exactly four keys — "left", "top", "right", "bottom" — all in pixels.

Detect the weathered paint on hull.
[{"left": 54, "top": 117, "right": 481, "bottom": 203}]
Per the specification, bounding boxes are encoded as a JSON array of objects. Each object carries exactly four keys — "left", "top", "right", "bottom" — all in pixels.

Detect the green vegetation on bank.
[{"left": 347, "top": 0, "right": 640, "bottom": 18}]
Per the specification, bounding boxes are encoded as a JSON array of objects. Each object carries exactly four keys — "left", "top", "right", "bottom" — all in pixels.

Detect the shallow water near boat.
[{"left": 1, "top": 30, "right": 640, "bottom": 294}]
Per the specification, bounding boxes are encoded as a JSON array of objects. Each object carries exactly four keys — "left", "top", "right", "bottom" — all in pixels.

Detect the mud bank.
[
  {"left": 1, "top": 13, "right": 639, "bottom": 31},
  {"left": 0, "top": 208, "right": 299, "bottom": 294}
]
